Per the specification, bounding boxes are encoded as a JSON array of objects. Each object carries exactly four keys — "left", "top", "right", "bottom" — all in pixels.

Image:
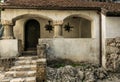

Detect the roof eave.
[
  {"left": 106, "top": 11, "right": 120, "bottom": 17},
  {"left": 1, "top": 5, "right": 101, "bottom": 10}
]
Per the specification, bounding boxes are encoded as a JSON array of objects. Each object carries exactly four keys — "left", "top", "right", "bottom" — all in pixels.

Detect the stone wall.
[
  {"left": 0, "top": 57, "right": 16, "bottom": 71},
  {"left": 47, "top": 64, "right": 120, "bottom": 82},
  {"left": 106, "top": 37, "right": 120, "bottom": 72},
  {"left": 36, "top": 59, "right": 46, "bottom": 82}
]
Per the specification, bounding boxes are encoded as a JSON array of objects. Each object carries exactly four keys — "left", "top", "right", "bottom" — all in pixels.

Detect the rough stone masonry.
[{"left": 106, "top": 37, "right": 120, "bottom": 72}]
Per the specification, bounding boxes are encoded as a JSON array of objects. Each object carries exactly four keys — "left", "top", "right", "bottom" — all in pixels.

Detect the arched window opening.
[{"left": 63, "top": 16, "right": 91, "bottom": 38}]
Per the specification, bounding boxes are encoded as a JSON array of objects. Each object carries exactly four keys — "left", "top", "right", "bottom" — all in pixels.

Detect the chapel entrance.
[{"left": 25, "top": 19, "right": 40, "bottom": 51}]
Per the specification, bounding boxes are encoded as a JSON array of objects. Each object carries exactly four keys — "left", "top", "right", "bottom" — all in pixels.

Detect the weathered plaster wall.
[
  {"left": 14, "top": 18, "right": 54, "bottom": 50},
  {"left": 39, "top": 38, "right": 99, "bottom": 64},
  {"left": 106, "top": 17, "right": 120, "bottom": 38},
  {"left": 14, "top": 16, "right": 91, "bottom": 40},
  {"left": 1, "top": 9, "right": 100, "bottom": 39},
  {"left": 1, "top": 9, "right": 99, "bottom": 38},
  {"left": 1, "top": 9, "right": 100, "bottom": 62},
  {"left": 14, "top": 18, "right": 54, "bottom": 39},
  {"left": 81, "top": 18, "right": 91, "bottom": 38},
  {"left": 0, "top": 39, "right": 19, "bottom": 58},
  {"left": 1, "top": 9, "right": 97, "bottom": 21},
  {"left": 9, "top": 9, "right": 99, "bottom": 50}
]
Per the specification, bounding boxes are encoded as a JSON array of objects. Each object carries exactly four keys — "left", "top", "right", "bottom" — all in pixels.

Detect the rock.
[
  {"left": 76, "top": 67, "right": 84, "bottom": 80},
  {"left": 106, "top": 38, "right": 115, "bottom": 46},
  {"left": 116, "top": 43, "right": 120, "bottom": 47},
  {"left": 0, "top": 72, "right": 5, "bottom": 80},
  {"left": 106, "top": 37, "right": 120, "bottom": 72},
  {"left": 115, "top": 37, "right": 120, "bottom": 43},
  {"left": 106, "top": 46, "right": 119, "bottom": 54},
  {"left": 37, "top": 44, "right": 47, "bottom": 58},
  {"left": 46, "top": 62, "right": 119, "bottom": 82},
  {"left": 46, "top": 67, "right": 57, "bottom": 80},
  {"left": 95, "top": 68, "right": 108, "bottom": 80},
  {"left": 84, "top": 71, "right": 97, "bottom": 82},
  {"left": 110, "top": 43, "right": 116, "bottom": 47},
  {"left": 62, "top": 65, "right": 76, "bottom": 76}
]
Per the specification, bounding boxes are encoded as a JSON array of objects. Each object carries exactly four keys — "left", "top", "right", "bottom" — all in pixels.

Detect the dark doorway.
[{"left": 25, "top": 19, "right": 40, "bottom": 51}]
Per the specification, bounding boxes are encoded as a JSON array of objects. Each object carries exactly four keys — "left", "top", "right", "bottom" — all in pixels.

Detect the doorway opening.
[{"left": 24, "top": 19, "right": 40, "bottom": 51}]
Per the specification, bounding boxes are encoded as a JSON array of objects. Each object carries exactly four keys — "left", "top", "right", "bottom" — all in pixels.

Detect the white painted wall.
[
  {"left": 106, "top": 17, "right": 120, "bottom": 38},
  {"left": 39, "top": 38, "right": 99, "bottom": 64},
  {"left": 0, "top": 39, "right": 19, "bottom": 58}
]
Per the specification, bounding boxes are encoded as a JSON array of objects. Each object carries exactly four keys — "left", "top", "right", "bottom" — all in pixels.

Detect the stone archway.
[{"left": 24, "top": 19, "right": 40, "bottom": 51}]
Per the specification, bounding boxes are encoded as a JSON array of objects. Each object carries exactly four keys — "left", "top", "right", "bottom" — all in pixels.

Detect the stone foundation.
[
  {"left": 106, "top": 37, "right": 120, "bottom": 72},
  {"left": 0, "top": 57, "right": 16, "bottom": 71},
  {"left": 47, "top": 64, "right": 110, "bottom": 82},
  {"left": 37, "top": 44, "right": 47, "bottom": 58},
  {"left": 36, "top": 59, "right": 46, "bottom": 82}
]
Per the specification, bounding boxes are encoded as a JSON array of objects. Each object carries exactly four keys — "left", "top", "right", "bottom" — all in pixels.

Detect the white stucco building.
[{"left": 0, "top": 0, "right": 120, "bottom": 69}]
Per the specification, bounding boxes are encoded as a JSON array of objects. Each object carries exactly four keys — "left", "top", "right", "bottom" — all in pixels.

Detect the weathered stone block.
[
  {"left": 106, "top": 46, "right": 119, "bottom": 54},
  {"left": 106, "top": 38, "right": 115, "bottom": 46},
  {"left": 106, "top": 37, "right": 120, "bottom": 72},
  {"left": 36, "top": 60, "right": 46, "bottom": 82},
  {"left": 0, "top": 57, "right": 16, "bottom": 71},
  {"left": 37, "top": 44, "right": 47, "bottom": 58},
  {"left": 115, "top": 37, "right": 120, "bottom": 43}
]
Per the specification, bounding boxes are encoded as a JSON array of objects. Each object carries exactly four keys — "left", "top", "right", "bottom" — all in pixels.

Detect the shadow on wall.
[{"left": 0, "top": 24, "right": 3, "bottom": 38}]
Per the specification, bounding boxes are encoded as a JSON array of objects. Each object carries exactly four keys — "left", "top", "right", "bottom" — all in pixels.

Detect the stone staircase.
[{"left": 1, "top": 56, "right": 45, "bottom": 82}]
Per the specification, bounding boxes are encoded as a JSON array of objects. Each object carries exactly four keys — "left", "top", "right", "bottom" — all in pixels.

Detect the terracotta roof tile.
[{"left": 1, "top": 0, "right": 120, "bottom": 15}]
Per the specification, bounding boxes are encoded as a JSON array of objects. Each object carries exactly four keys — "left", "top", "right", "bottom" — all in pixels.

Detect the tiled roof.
[{"left": 1, "top": 0, "right": 120, "bottom": 15}]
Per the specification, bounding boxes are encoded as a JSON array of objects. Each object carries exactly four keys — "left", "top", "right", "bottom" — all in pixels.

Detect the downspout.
[{"left": 98, "top": 10, "right": 102, "bottom": 67}]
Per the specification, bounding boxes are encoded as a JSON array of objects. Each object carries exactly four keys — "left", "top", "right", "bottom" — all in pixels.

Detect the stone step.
[
  {"left": 22, "top": 51, "right": 37, "bottom": 56},
  {"left": 9, "top": 65, "right": 36, "bottom": 71},
  {"left": 15, "top": 60, "right": 37, "bottom": 66},
  {"left": 1, "top": 77, "right": 36, "bottom": 82},
  {"left": 5, "top": 71, "right": 36, "bottom": 78},
  {"left": 17, "top": 56, "right": 38, "bottom": 60},
  {"left": 1, "top": 77, "right": 12, "bottom": 82},
  {"left": 15, "top": 59, "right": 46, "bottom": 66}
]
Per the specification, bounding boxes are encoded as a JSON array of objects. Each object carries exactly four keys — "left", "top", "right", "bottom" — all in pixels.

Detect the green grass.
[{"left": 47, "top": 58, "right": 90, "bottom": 68}]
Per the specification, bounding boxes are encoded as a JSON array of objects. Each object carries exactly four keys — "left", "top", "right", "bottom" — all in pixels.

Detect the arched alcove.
[{"left": 63, "top": 15, "right": 92, "bottom": 38}]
